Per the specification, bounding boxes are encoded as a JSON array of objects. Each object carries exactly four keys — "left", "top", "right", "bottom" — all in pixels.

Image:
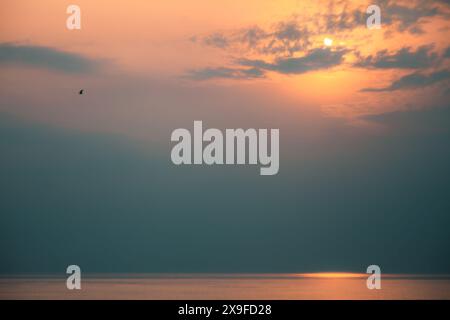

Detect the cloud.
[
  {"left": 186, "top": 48, "right": 347, "bottom": 80},
  {"left": 268, "top": 20, "right": 312, "bottom": 55},
  {"left": 354, "top": 45, "right": 438, "bottom": 69},
  {"left": 203, "top": 33, "right": 229, "bottom": 48},
  {"left": 0, "top": 43, "right": 100, "bottom": 73},
  {"left": 198, "top": 19, "right": 312, "bottom": 57},
  {"left": 380, "top": 0, "right": 447, "bottom": 34},
  {"left": 185, "top": 66, "right": 265, "bottom": 80},
  {"left": 239, "top": 26, "right": 268, "bottom": 48},
  {"left": 195, "top": 0, "right": 449, "bottom": 56},
  {"left": 238, "top": 48, "right": 348, "bottom": 75},
  {"left": 315, "top": 0, "right": 448, "bottom": 35},
  {"left": 321, "top": 3, "right": 365, "bottom": 34},
  {"left": 187, "top": 0, "right": 449, "bottom": 81},
  {"left": 362, "top": 69, "right": 450, "bottom": 92}
]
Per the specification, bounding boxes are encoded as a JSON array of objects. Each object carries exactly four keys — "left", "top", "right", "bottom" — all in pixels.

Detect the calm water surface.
[{"left": 1, "top": 274, "right": 449, "bottom": 299}]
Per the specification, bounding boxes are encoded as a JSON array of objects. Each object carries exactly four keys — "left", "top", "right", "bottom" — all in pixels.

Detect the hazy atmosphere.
[{"left": 1, "top": 0, "right": 449, "bottom": 275}]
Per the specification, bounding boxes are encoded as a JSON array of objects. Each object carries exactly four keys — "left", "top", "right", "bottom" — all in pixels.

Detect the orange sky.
[{"left": 0, "top": 0, "right": 449, "bottom": 134}]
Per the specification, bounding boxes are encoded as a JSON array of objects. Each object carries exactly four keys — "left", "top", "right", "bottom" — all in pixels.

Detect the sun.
[{"left": 323, "top": 37, "right": 333, "bottom": 47}]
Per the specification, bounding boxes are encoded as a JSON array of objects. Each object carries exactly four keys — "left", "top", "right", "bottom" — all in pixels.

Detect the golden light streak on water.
[{"left": 1, "top": 274, "right": 450, "bottom": 300}]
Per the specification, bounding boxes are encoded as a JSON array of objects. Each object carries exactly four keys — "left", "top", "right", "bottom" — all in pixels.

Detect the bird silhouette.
[{"left": 79, "top": 89, "right": 84, "bottom": 95}]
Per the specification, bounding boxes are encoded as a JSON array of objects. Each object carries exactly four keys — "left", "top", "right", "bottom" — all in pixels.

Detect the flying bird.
[{"left": 79, "top": 89, "right": 84, "bottom": 95}]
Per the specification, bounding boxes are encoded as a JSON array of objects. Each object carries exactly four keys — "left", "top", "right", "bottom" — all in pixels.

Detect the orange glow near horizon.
[{"left": 299, "top": 272, "right": 366, "bottom": 278}]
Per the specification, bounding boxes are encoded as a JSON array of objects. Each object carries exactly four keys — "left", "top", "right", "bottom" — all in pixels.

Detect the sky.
[{"left": 0, "top": 0, "right": 449, "bottom": 274}]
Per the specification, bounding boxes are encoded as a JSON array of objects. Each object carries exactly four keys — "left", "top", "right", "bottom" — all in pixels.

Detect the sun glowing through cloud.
[{"left": 323, "top": 37, "right": 333, "bottom": 47}]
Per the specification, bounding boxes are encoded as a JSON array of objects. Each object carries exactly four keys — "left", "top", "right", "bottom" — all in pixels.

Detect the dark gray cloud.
[
  {"left": 362, "top": 69, "right": 450, "bottom": 92},
  {"left": 238, "top": 48, "right": 348, "bottom": 75},
  {"left": 198, "top": 20, "right": 312, "bottom": 57},
  {"left": 187, "top": 48, "right": 347, "bottom": 80},
  {"left": 321, "top": 1, "right": 365, "bottom": 34},
  {"left": 186, "top": 66, "right": 265, "bottom": 80},
  {"left": 315, "top": 0, "right": 447, "bottom": 35},
  {"left": 0, "top": 43, "right": 99, "bottom": 73},
  {"left": 355, "top": 45, "right": 439, "bottom": 69},
  {"left": 274, "top": 21, "right": 304, "bottom": 41},
  {"left": 379, "top": 0, "right": 446, "bottom": 34},
  {"left": 239, "top": 26, "right": 268, "bottom": 48},
  {"left": 203, "top": 33, "right": 229, "bottom": 48},
  {"left": 265, "top": 21, "right": 312, "bottom": 55}
]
